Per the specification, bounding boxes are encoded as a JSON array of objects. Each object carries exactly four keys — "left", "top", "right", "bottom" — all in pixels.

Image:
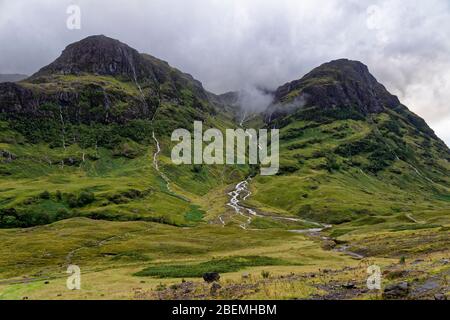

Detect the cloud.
[{"left": 0, "top": 0, "right": 449, "bottom": 145}]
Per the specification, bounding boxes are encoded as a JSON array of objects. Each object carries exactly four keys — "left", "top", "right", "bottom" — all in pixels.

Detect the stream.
[
  {"left": 224, "top": 178, "right": 365, "bottom": 259},
  {"left": 225, "top": 177, "right": 331, "bottom": 232}
]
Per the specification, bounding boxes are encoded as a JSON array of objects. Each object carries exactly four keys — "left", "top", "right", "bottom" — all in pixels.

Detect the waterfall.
[{"left": 59, "top": 105, "right": 66, "bottom": 150}]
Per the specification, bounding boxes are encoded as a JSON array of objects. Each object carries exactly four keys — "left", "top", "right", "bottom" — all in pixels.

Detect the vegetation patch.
[
  {"left": 183, "top": 205, "right": 205, "bottom": 223},
  {"left": 134, "top": 256, "right": 292, "bottom": 278}
]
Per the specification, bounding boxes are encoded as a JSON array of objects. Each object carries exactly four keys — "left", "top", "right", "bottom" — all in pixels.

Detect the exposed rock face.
[
  {"left": 382, "top": 281, "right": 409, "bottom": 299},
  {"left": 0, "top": 82, "right": 36, "bottom": 114},
  {"left": 31, "top": 35, "right": 148, "bottom": 80},
  {"left": 272, "top": 59, "right": 400, "bottom": 116},
  {"left": 217, "top": 91, "right": 239, "bottom": 107},
  {"left": 30, "top": 35, "right": 209, "bottom": 101},
  {"left": 0, "top": 35, "right": 214, "bottom": 125}
]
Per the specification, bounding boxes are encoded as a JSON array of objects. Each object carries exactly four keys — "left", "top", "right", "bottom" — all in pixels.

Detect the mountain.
[
  {"left": 0, "top": 37, "right": 449, "bottom": 300},
  {"left": 246, "top": 59, "right": 450, "bottom": 226},
  {"left": 0, "top": 74, "right": 27, "bottom": 83},
  {"left": 272, "top": 59, "right": 399, "bottom": 112},
  {"left": 0, "top": 35, "right": 235, "bottom": 146},
  {"left": 0, "top": 35, "right": 240, "bottom": 229}
]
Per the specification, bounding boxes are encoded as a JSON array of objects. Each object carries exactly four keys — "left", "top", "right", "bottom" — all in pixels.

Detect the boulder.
[
  {"left": 210, "top": 283, "right": 222, "bottom": 296},
  {"left": 203, "top": 272, "right": 220, "bottom": 283},
  {"left": 382, "top": 282, "right": 409, "bottom": 299}
]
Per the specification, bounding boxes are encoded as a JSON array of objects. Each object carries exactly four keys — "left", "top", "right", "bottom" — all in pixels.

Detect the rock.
[
  {"left": 382, "top": 282, "right": 409, "bottom": 299},
  {"left": 440, "top": 259, "right": 449, "bottom": 265},
  {"left": 0, "top": 150, "right": 16, "bottom": 162},
  {"left": 203, "top": 272, "right": 220, "bottom": 283},
  {"left": 342, "top": 282, "right": 356, "bottom": 289},
  {"left": 434, "top": 294, "right": 447, "bottom": 300},
  {"left": 269, "top": 59, "right": 401, "bottom": 121},
  {"left": 63, "top": 157, "right": 82, "bottom": 166},
  {"left": 242, "top": 273, "right": 250, "bottom": 279},
  {"left": 321, "top": 240, "right": 337, "bottom": 250},
  {"left": 210, "top": 283, "right": 222, "bottom": 295}
]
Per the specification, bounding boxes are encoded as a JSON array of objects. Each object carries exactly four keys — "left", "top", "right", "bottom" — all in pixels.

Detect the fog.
[{"left": 1, "top": 0, "right": 449, "bottom": 144}]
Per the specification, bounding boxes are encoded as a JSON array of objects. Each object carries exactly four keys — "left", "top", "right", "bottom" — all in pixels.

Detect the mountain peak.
[
  {"left": 31, "top": 35, "right": 143, "bottom": 79},
  {"left": 273, "top": 58, "right": 400, "bottom": 115}
]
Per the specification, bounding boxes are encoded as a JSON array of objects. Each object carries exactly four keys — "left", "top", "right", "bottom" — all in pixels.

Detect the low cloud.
[{"left": 0, "top": 0, "right": 449, "bottom": 145}]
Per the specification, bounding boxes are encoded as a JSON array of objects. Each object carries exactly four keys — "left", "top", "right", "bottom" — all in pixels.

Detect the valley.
[{"left": 0, "top": 35, "right": 449, "bottom": 300}]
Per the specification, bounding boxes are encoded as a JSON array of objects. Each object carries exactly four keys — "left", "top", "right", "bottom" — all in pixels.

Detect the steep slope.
[
  {"left": 244, "top": 59, "right": 450, "bottom": 233},
  {"left": 0, "top": 35, "right": 242, "bottom": 229}
]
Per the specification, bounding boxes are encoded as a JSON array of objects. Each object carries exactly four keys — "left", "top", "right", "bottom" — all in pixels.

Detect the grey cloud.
[{"left": 0, "top": 0, "right": 449, "bottom": 145}]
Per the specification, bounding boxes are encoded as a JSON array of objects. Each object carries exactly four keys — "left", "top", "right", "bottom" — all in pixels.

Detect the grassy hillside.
[{"left": 0, "top": 42, "right": 448, "bottom": 300}]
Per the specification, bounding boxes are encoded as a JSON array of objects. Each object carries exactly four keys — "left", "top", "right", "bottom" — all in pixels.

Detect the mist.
[{"left": 1, "top": 0, "right": 449, "bottom": 145}]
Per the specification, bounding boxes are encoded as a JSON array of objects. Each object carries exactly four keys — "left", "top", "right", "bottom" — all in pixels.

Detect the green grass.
[
  {"left": 184, "top": 205, "right": 205, "bottom": 223},
  {"left": 134, "top": 256, "right": 292, "bottom": 278}
]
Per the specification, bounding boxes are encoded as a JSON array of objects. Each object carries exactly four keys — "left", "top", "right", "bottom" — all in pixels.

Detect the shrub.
[
  {"left": 77, "top": 191, "right": 95, "bottom": 207},
  {"left": 66, "top": 191, "right": 95, "bottom": 208},
  {"left": 39, "top": 191, "right": 51, "bottom": 200},
  {"left": 325, "top": 154, "right": 340, "bottom": 172}
]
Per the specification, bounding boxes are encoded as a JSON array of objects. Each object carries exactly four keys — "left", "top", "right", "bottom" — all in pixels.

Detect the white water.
[
  {"left": 125, "top": 56, "right": 176, "bottom": 196},
  {"left": 59, "top": 105, "right": 66, "bottom": 150},
  {"left": 226, "top": 179, "right": 258, "bottom": 229},
  {"left": 225, "top": 177, "right": 332, "bottom": 232}
]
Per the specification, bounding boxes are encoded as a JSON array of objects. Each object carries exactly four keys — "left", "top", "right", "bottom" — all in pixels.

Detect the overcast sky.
[{"left": 1, "top": 0, "right": 449, "bottom": 145}]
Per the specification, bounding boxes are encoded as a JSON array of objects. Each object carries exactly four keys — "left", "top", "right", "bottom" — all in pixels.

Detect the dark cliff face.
[
  {"left": 29, "top": 35, "right": 210, "bottom": 100},
  {"left": 31, "top": 35, "right": 148, "bottom": 80},
  {"left": 0, "top": 82, "right": 48, "bottom": 115},
  {"left": 0, "top": 35, "right": 216, "bottom": 125},
  {"left": 272, "top": 59, "right": 400, "bottom": 115}
]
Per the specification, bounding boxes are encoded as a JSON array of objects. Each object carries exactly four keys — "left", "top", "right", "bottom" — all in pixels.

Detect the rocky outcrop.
[
  {"left": 31, "top": 35, "right": 150, "bottom": 80},
  {"left": 29, "top": 35, "right": 210, "bottom": 102},
  {"left": 0, "top": 35, "right": 217, "bottom": 126},
  {"left": 382, "top": 281, "right": 409, "bottom": 299},
  {"left": 271, "top": 59, "right": 400, "bottom": 116}
]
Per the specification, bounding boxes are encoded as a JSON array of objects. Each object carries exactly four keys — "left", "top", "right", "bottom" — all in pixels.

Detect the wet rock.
[
  {"left": 321, "top": 240, "right": 337, "bottom": 250},
  {"left": 203, "top": 272, "right": 220, "bottom": 283},
  {"left": 0, "top": 150, "right": 16, "bottom": 162},
  {"left": 382, "top": 282, "right": 409, "bottom": 299},
  {"left": 434, "top": 294, "right": 447, "bottom": 300},
  {"left": 210, "top": 283, "right": 222, "bottom": 295},
  {"left": 342, "top": 282, "right": 356, "bottom": 289},
  {"left": 63, "top": 157, "right": 82, "bottom": 166}
]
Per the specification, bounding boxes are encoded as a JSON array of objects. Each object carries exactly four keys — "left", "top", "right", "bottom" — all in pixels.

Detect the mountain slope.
[
  {"left": 0, "top": 35, "right": 242, "bottom": 229},
  {"left": 0, "top": 42, "right": 449, "bottom": 300},
  {"left": 243, "top": 59, "right": 450, "bottom": 232}
]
